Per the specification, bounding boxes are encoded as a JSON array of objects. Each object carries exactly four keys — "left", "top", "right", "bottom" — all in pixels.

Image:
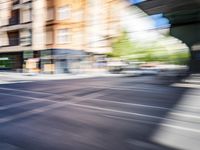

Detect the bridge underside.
[{"left": 136, "top": 0, "right": 200, "bottom": 72}]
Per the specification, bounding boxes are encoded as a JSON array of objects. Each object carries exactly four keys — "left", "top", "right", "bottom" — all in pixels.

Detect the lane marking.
[
  {"left": 170, "top": 112, "right": 200, "bottom": 120},
  {"left": 0, "top": 84, "right": 175, "bottom": 98},
  {"left": 0, "top": 87, "right": 103, "bottom": 100},
  {"left": 84, "top": 84, "right": 167, "bottom": 93},
  {"left": 0, "top": 100, "right": 38, "bottom": 111},
  {"left": 0, "top": 101, "right": 78, "bottom": 123},
  {"left": 0, "top": 89, "right": 200, "bottom": 115},
  {"left": 0, "top": 87, "right": 200, "bottom": 124},
  {"left": 86, "top": 99, "right": 200, "bottom": 120},
  {"left": 0, "top": 92, "right": 168, "bottom": 123},
  {"left": 0, "top": 91, "right": 104, "bottom": 123},
  {"left": 104, "top": 114, "right": 200, "bottom": 134},
  {"left": 0, "top": 102, "right": 67, "bottom": 123},
  {"left": 0, "top": 96, "right": 89, "bottom": 124},
  {"left": 67, "top": 103, "right": 176, "bottom": 121},
  {"left": 172, "top": 83, "right": 200, "bottom": 89},
  {"left": 86, "top": 98, "right": 170, "bottom": 110},
  {"left": 71, "top": 103, "right": 200, "bottom": 133},
  {"left": 0, "top": 92, "right": 200, "bottom": 134},
  {"left": 0, "top": 92, "right": 56, "bottom": 103},
  {"left": 1, "top": 86, "right": 200, "bottom": 111},
  {"left": 0, "top": 89, "right": 200, "bottom": 121},
  {"left": 160, "top": 122, "right": 200, "bottom": 134},
  {"left": 0, "top": 87, "right": 62, "bottom": 98}
]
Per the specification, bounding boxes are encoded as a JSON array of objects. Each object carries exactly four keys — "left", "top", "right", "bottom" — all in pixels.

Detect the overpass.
[{"left": 136, "top": 0, "right": 200, "bottom": 72}]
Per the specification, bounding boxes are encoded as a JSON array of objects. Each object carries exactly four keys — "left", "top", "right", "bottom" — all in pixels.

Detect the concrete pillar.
[{"left": 170, "top": 23, "right": 200, "bottom": 72}]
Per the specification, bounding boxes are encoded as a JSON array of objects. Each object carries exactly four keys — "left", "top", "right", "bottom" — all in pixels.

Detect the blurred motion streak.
[
  {"left": 0, "top": 0, "right": 190, "bottom": 75},
  {"left": 0, "top": 1, "right": 200, "bottom": 150}
]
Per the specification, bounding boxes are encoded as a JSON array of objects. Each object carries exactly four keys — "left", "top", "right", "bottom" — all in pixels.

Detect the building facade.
[{"left": 0, "top": 0, "right": 125, "bottom": 73}]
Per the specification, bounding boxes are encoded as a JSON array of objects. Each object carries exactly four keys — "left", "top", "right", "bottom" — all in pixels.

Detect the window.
[
  {"left": 73, "top": 10, "right": 83, "bottom": 21},
  {"left": 56, "top": 29, "right": 69, "bottom": 44},
  {"left": 20, "top": 29, "right": 31, "bottom": 46},
  {"left": 47, "top": 8, "right": 54, "bottom": 21},
  {"left": 21, "top": 9, "right": 31, "bottom": 23},
  {"left": 8, "top": 31, "right": 20, "bottom": 46},
  {"left": 46, "top": 30, "right": 53, "bottom": 44},
  {"left": 9, "top": 10, "right": 19, "bottom": 25},
  {"left": 57, "top": 5, "right": 70, "bottom": 20}
]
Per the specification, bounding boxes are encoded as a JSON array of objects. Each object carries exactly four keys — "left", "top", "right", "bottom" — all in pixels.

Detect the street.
[{"left": 0, "top": 75, "right": 199, "bottom": 150}]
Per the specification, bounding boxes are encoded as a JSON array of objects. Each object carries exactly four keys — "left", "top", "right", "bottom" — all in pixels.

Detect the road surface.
[{"left": 0, "top": 75, "right": 199, "bottom": 150}]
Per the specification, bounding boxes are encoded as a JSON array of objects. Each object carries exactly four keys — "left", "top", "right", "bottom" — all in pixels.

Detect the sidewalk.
[
  {"left": 172, "top": 74, "right": 200, "bottom": 89},
  {"left": 0, "top": 71, "right": 124, "bottom": 81}
]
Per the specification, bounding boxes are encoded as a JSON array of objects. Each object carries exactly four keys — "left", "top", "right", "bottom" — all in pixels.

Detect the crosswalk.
[
  {"left": 0, "top": 87, "right": 105, "bottom": 124},
  {"left": 0, "top": 83, "right": 200, "bottom": 149},
  {"left": 172, "top": 74, "right": 200, "bottom": 89},
  {"left": 0, "top": 86, "right": 199, "bottom": 129}
]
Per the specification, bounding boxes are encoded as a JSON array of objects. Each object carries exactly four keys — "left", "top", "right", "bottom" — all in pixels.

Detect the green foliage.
[
  {"left": 109, "top": 32, "right": 138, "bottom": 57},
  {"left": 107, "top": 31, "right": 189, "bottom": 65},
  {"left": 167, "top": 51, "right": 190, "bottom": 65}
]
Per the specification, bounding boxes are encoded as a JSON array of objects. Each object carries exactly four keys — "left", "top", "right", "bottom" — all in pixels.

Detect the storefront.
[
  {"left": 0, "top": 52, "right": 23, "bottom": 71},
  {"left": 40, "top": 49, "right": 86, "bottom": 74}
]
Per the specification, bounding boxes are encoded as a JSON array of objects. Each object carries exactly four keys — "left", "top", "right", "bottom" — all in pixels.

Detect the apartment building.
[
  {"left": 0, "top": 0, "right": 32, "bottom": 70},
  {"left": 0, "top": 0, "right": 125, "bottom": 73}
]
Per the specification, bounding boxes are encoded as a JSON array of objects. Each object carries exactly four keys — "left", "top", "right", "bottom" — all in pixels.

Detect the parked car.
[
  {"left": 107, "top": 61, "right": 127, "bottom": 73},
  {"left": 156, "top": 64, "right": 189, "bottom": 78}
]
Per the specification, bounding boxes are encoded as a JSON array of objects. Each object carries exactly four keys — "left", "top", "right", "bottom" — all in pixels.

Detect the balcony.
[
  {"left": 20, "top": 37, "right": 32, "bottom": 46},
  {"left": 13, "top": 0, "right": 20, "bottom": 5},
  {"left": 9, "top": 38, "right": 20, "bottom": 46},
  {"left": 9, "top": 10, "right": 20, "bottom": 26},
  {"left": 21, "top": 0, "right": 32, "bottom": 4},
  {"left": 7, "top": 31, "right": 20, "bottom": 46}
]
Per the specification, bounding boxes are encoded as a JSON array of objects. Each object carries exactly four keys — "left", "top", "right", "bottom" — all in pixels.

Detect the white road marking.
[
  {"left": 86, "top": 98, "right": 170, "bottom": 110},
  {"left": 0, "top": 96, "right": 90, "bottom": 124},
  {"left": 0, "top": 100, "right": 38, "bottom": 111},
  {"left": 87, "top": 99, "right": 200, "bottom": 118},
  {"left": 0, "top": 92, "right": 163, "bottom": 123},
  {"left": 172, "top": 83, "right": 200, "bottom": 89},
  {"left": 0, "top": 92, "right": 56, "bottom": 103},
  {"left": 1, "top": 86, "right": 200, "bottom": 111},
  {"left": 67, "top": 102, "right": 177, "bottom": 121},
  {"left": 104, "top": 114, "right": 200, "bottom": 134},
  {"left": 0, "top": 87, "right": 200, "bottom": 133},
  {"left": 170, "top": 112, "right": 200, "bottom": 120},
  {"left": 0, "top": 92, "right": 199, "bottom": 134},
  {"left": 1, "top": 89, "right": 199, "bottom": 118},
  {"left": 0, "top": 90, "right": 104, "bottom": 123},
  {"left": 0, "top": 102, "right": 66, "bottom": 123},
  {"left": 85, "top": 84, "right": 162, "bottom": 93},
  {"left": 0, "top": 87, "right": 103, "bottom": 100},
  {"left": 87, "top": 99, "right": 200, "bottom": 120},
  {"left": 160, "top": 123, "right": 200, "bottom": 133},
  {"left": 0, "top": 88, "right": 200, "bottom": 122},
  {"left": 0, "top": 87, "right": 61, "bottom": 98},
  {"left": 68, "top": 102, "right": 200, "bottom": 131}
]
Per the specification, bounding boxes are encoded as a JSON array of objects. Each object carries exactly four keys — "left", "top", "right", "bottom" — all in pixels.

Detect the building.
[
  {"left": 0, "top": 0, "right": 126, "bottom": 73},
  {"left": 0, "top": 0, "right": 32, "bottom": 70}
]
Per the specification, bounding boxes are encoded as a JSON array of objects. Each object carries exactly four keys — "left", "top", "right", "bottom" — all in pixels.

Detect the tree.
[{"left": 107, "top": 31, "right": 189, "bottom": 65}]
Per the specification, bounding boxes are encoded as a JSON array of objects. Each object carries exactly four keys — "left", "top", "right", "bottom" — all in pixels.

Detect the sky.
[
  {"left": 129, "top": 0, "right": 146, "bottom": 4},
  {"left": 150, "top": 14, "right": 170, "bottom": 29},
  {"left": 129, "top": 0, "right": 170, "bottom": 28}
]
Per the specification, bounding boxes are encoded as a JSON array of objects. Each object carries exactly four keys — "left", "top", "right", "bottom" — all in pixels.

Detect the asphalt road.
[{"left": 0, "top": 75, "right": 199, "bottom": 150}]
